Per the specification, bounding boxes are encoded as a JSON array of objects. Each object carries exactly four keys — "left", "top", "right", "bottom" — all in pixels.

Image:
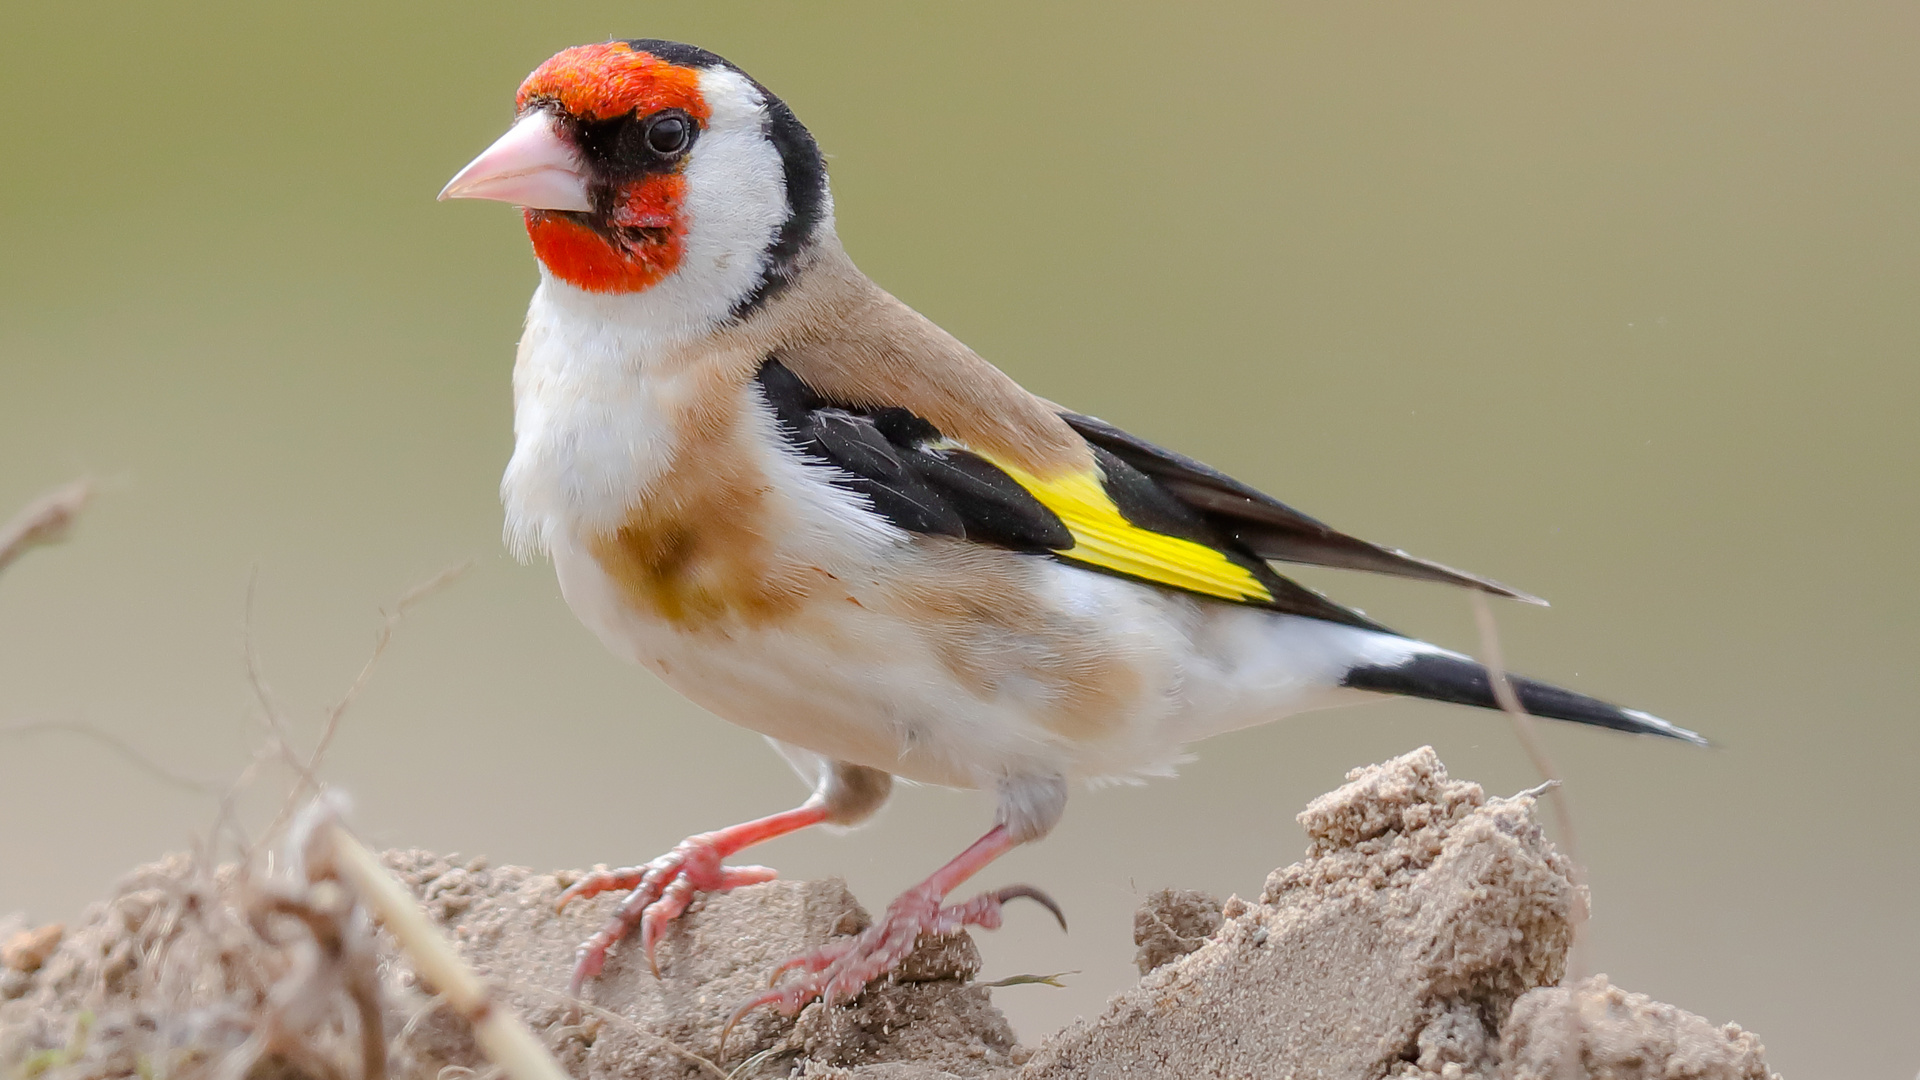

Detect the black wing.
[
  {"left": 1060, "top": 412, "right": 1544, "bottom": 604},
  {"left": 756, "top": 357, "right": 1389, "bottom": 631}
]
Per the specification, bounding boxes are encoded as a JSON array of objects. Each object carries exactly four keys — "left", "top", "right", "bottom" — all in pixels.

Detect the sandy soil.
[{"left": 0, "top": 748, "right": 1778, "bottom": 1079}]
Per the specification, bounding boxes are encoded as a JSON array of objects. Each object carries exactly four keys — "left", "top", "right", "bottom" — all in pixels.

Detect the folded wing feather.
[
  {"left": 758, "top": 357, "right": 1529, "bottom": 630},
  {"left": 1059, "top": 412, "right": 1544, "bottom": 605}
]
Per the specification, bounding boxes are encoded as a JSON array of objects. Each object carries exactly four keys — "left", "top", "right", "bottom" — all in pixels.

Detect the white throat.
[{"left": 500, "top": 276, "right": 689, "bottom": 560}]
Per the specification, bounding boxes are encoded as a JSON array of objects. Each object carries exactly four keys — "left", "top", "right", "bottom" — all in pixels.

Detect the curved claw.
[
  {"left": 768, "top": 956, "right": 802, "bottom": 988},
  {"left": 723, "top": 878, "right": 1063, "bottom": 1058},
  {"left": 557, "top": 806, "right": 830, "bottom": 999},
  {"left": 560, "top": 844, "right": 763, "bottom": 993},
  {"left": 565, "top": 867, "right": 671, "bottom": 993},
  {"left": 766, "top": 936, "right": 855, "bottom": 987},
  {"left": 719, "top": 989, "right": 791, "bottom": 1062},
  {"left": 556, "top": 866, "right": 646, "bottom": 913},
  {"left": 995, "top": 885, "right": 1067, "bottom": 932},
  {"left": 567, "top": 939, "right": 607, "bottom": 997}
]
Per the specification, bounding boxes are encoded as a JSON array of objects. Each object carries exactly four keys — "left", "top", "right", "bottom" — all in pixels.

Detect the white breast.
[
  {"left": 502, "top": 275, "right": 731, "bottom": 559},
  {"left": 501, "top": 285, "right": 1417, "bottom": 796}
]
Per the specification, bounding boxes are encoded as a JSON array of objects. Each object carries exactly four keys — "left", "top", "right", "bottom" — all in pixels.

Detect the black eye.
[
  {"left": 643, "top": 112, "right": 691, "bottom": 157},
  {"left": 578, "top": 108, "right": 697, "bottom": 175}
]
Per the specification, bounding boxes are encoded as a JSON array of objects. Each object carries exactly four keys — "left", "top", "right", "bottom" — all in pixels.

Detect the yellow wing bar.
[{"left": 977, "top": 454, "right": 1274, "bottom": 605}]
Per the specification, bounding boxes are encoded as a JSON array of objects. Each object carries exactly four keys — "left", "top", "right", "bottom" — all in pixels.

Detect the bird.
[{"left": 439, "top": 38, "right": 1704, "bottom": 1027}]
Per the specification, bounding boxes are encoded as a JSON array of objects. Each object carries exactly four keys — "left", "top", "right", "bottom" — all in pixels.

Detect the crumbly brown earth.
[
  {"left": 0, "top": 748, "right": 1779, "bottom": 1079},
  {"left": 1501, "top": 976, "right": 1776, "bottom": 1080}
]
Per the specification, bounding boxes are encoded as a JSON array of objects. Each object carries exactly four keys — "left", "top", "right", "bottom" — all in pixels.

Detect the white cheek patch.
[
  {"left": 546, "top": 68, "right": 795, "bottom": 337},
  {"left": 668, "top": 68, "right": 791, "bottom": 319}
]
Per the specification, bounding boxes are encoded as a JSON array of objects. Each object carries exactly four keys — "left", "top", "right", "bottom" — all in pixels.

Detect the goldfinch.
[{"left": 440, "top": 39, "right": 1703, "bottom": 1022}]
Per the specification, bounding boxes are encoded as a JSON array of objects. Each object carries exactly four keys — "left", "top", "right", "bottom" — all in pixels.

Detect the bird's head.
[{"left": 441, "top": 40, "right": 828, "bottom": 317}]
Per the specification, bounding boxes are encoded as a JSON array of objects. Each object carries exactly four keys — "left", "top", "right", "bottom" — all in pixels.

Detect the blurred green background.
[{"left": 3, "top": 2, "right": 1915, "bottom": 1072}]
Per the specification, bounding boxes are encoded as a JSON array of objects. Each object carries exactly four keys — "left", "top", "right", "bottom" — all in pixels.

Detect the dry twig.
[
  {"left": 3, "top": 537, "right": 550, "bottom": 1080},
  {"left": 301, "top": 562, "right": 474, "bottom": 795},
  {"left": 0, "top": 478, "right": 92, "bottom": 577},
  {"left": 245, "top": 561, "right": 475, "bottom": 855},
  {"left": 0, "top": 719, "right": 214, "bottom": 795},
  {"left": 301, "top": 806, "right": 571, "bottom": 1080},
  {"left": 525, "top": 990, "right": 732, "bottom": 1080},
  {"left": 1470, "top": 591, "right": 1589, "bottom": 1080},
  {"left": 1469, "top": 592, "right": 1581, "bottom": 868}
]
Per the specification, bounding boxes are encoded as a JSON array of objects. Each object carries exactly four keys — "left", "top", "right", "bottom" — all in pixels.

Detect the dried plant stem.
[
  {"left": 1469, "top": 592, "right": 1580, "bottom": 867},
  {"left": 0, "top": 719, "right": 214, "bottom": 795},
  {"left": 250, "top": 561, "right": 475, "bottom": 853},
  {"left": 317, "top": 821, "right": 571, "bottom": 1080},
  {"left": 1470, "top": 591, "right": 1589, "bottom": 1080},
  {"left": 528, "top": 992, "right": 731, "bottom": 1080},
  {"left": 1471, "top": 592, "right": 1589, "bottom": 942},
  {"left": 0, "top": 479, "right": 92, "bottom": 577},
  {"left": 301, "top": 562, "right": 474, "bottom": 792},
  {"left": 250, "top": 884, "right": 388, "bottom": 1080}
]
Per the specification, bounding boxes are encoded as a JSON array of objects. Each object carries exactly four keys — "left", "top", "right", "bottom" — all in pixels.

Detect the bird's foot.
[
  {"left": 721, "top": 882, "right": 1063, "bottom": 1050},
  {"left": 558, "top": 835, "right": 779, "bottom": 994}
]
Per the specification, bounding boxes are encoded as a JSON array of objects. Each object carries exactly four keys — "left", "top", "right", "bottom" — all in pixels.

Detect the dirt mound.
[
  {"left": 1502, "top": 976, "right": 1775, "bottom": 1080},
  {"left": 0, "top": 748, "right": 1778, "bottom": 1079}
]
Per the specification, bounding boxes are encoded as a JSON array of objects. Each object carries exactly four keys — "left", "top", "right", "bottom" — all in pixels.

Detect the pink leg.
[
  {"left": 721, "top": 824, "right": 1064, "bottom": 1052},
  {"left": 558, "top": 803, "right": 831, "bottom": 994}
]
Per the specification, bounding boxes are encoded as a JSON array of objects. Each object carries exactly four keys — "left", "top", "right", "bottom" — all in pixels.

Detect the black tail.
[{"left": 1342, "top": 651, "right": 1707, "bottom": 745}]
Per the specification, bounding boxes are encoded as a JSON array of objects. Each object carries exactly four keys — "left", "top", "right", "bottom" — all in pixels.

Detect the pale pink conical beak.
[{"left": 439, "top": 111, "right": 592, "bottom": 212}]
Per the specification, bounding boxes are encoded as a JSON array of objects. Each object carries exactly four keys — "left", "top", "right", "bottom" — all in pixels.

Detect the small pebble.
[{"left": 2, "top": 923, "right": 63, "bottom": 973}]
